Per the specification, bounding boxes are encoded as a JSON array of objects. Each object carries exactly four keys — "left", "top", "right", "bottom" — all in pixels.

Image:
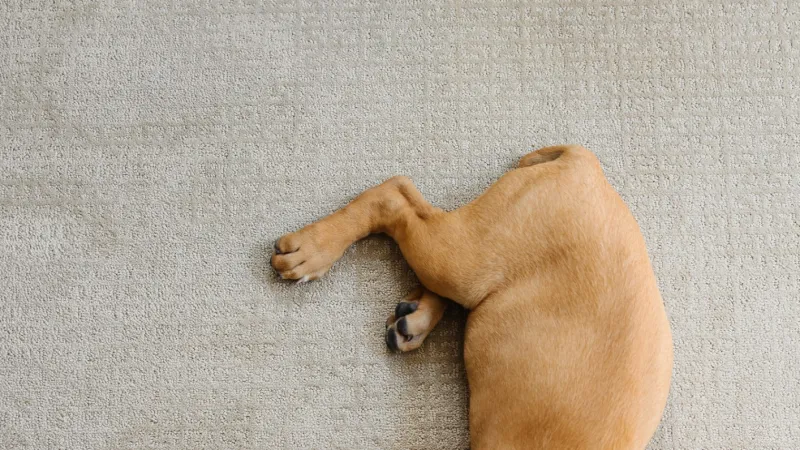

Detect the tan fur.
[{"left": 272, "top": 145, "right": 673, "bottom": 449}]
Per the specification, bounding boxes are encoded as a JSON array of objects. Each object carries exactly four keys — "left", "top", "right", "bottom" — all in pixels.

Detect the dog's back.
[{"left": 462, "top": 147, "right": 673, "bottom": 449}]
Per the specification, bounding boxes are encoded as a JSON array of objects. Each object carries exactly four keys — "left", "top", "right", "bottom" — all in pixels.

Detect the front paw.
[{"left": 270, "top": 225, "right": 347, "bottom": 283}]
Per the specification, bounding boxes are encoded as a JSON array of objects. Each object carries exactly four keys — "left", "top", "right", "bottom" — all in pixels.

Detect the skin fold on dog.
[{"left": 271, "top": 145, "right": 673, "bottom": 449}]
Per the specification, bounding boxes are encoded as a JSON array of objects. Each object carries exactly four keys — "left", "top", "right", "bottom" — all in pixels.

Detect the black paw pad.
[
  {"left": 396, "top": 317, "right": 410, "bottom": 338},
  {"left": 395, "top": 301, "right": 418, "bottom": 318},
  {"left": 386, "top": 328, "right": 399, "bottom": 352}
]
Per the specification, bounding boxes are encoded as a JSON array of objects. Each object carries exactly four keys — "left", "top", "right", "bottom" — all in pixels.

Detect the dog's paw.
[
  {"left": 270, "top": 225, "right": 349, "bottom": 283},
  {"left": 385, "top": 288, "right": 446, "bottom": 353}
]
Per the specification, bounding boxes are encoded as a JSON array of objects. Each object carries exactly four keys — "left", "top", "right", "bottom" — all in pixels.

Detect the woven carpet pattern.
[{"left": 2, "top": 1, "right": 799, "bottom": 448}]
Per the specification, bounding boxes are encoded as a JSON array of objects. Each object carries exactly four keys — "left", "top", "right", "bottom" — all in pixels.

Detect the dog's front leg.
[
  {"left": 272, "top": 176, "right": 456, "bottom": 352},
  {"left": 271, "top": 175, "right": 441, "bottom": 283}
]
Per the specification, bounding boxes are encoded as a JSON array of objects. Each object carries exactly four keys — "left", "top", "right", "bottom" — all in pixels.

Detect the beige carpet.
[{"left": 2, "top": 1, "right": 799, "bottom": 448}]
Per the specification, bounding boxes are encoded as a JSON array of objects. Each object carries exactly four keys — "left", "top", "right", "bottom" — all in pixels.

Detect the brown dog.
[{"left": 271, "top": 145, "right": 673, "bottom": 449}]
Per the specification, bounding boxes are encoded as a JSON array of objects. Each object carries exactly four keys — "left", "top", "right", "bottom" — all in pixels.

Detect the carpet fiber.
[{"left": 2, "top": 1, "right": 799, "bottom": 448}]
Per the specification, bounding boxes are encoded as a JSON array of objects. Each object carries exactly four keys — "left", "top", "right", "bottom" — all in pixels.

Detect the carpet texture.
[{"left": 2, "top": 1, "right": 799, "bottom": 448}]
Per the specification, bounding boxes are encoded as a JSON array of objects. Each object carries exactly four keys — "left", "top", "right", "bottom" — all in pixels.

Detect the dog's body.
[{"left": 272, "top": 145, "right": 673, "bottom": 449}]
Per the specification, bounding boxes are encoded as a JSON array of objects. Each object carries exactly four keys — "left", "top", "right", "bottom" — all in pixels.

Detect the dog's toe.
[
  {"left": 396, "top": 316, "right": 411, "bottom": 337},
  {"left": 385, "top": 324, "right": 411, "bottom": 353},
  {"left": 386, "top": 326, "right": 400, "bottom": 352},
  {"left": 395, "top": 301, "right": 418, "bottom": 318}
]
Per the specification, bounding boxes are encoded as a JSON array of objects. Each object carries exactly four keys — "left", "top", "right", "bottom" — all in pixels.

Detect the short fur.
[{"left": 272, "top": 145, "right": 673, "bottom": 449}]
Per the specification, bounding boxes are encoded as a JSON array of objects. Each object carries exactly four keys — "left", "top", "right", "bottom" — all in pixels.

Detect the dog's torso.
[{"left": 461, "top": 149, "right": 672, "bottom": 449}]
